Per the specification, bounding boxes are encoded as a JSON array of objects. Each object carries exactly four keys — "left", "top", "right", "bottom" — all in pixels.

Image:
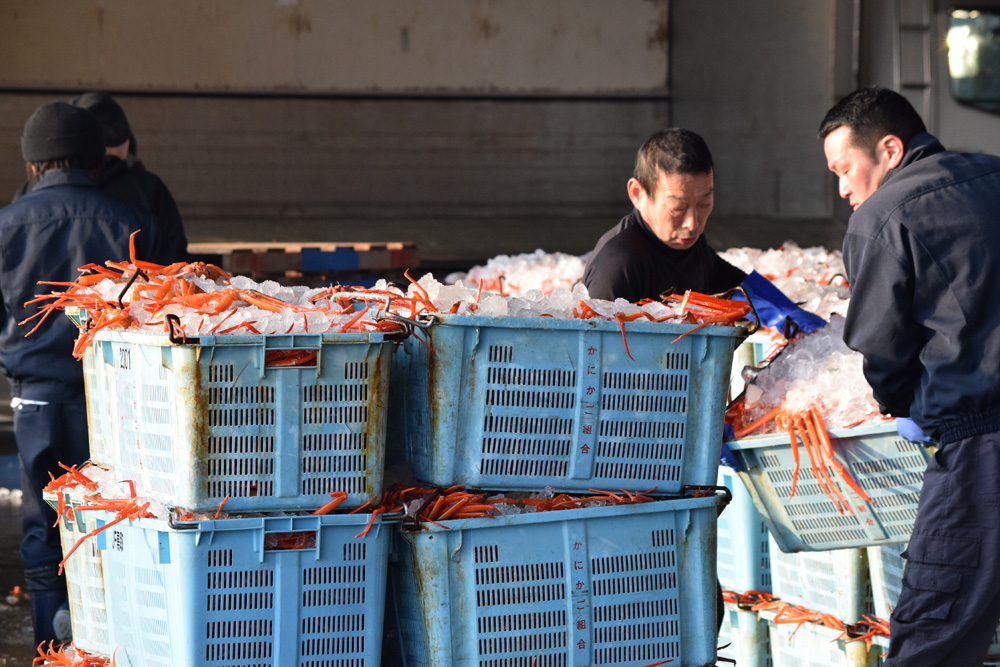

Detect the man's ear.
[
  {"left": 879, "top": 135, "right": 906, "bottom": 170},
  {"left": 626, "top": 177, "right": 647, "bottom": 207}
]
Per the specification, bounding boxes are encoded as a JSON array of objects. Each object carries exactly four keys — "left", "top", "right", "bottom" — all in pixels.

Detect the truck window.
[{"left": 948, "top": 9, "right": 1000, "bottom": 113}]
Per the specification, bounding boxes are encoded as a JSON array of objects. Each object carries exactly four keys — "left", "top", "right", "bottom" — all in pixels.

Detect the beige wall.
[
  {"left": 671, "top": 0, "right": 841, "bottom": 219},
  {"left": 0, "top": 1, "right": 855, "bottom": 267},
  {"left": 0, "top": 93, "right": 668, "bottom": 264},
  {"left": 0, "top": 0, "right": 668, "bottom": 94}
]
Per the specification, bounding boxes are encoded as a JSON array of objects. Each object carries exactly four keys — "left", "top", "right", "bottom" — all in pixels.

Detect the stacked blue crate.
[
  {"left": 717, "top": 465, "right": 772, "bottom": 667},
  {"left": 389, "top": 313, "right": 749, "bottom": 666}
]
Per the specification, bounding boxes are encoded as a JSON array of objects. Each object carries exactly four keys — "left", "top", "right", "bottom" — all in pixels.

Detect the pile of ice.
[
  {"left": 86, "top": 274, "right": 387, "bottom": 336},
  {"left": 445, "top": 249, "right": 589, "bottom": 296},
  {"left": 397, "top": 273, "right": 684, "bottom": 321},
  {"left": 719, "top": 241, "right": 850, "bottom": 320},
  {"left": 740, "top": 316, "right": 880, "bottom": 431},
  {"left": 53, "top": 464, "right": 170, "bottom": 520}
]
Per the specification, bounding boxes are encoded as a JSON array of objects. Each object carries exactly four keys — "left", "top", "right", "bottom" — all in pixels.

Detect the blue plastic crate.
[
  {"left": 98, "top": 512, "right": 391, "bottom": 667},
  {"left": 717, "top": 465, "right": 772, "bottom": 593},
  {"left": 725, "top": 422, "right": 930, "bottom": 551},
  {"left": 718, "top": 604, "right": 772, "bottom": 667},
  {"left": 396, "top": 314, "right": 745, "bottom": 493},
  {"left": 391, "top": 494, "right": 724, "bottom": 667},
  {"left": 84, "top": 329, "right": 393, "bottom": 511}
]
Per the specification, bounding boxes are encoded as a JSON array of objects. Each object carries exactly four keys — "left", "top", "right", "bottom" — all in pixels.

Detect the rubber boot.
[
  {"left": 29, "top": 588, "right": 68, "bottom": 647},
  {"left": 53, "top": 599, "right": 73, "bottom": 643}
]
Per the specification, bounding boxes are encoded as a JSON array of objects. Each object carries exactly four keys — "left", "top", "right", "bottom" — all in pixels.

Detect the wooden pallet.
[{"left": 188, "top": 241, "right": 418, "bottom": 277}]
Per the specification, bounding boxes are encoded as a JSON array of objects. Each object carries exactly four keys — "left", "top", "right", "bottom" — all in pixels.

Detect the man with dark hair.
[
  {"left": 13, "top": 92, "right": 189, "bottom": 263},
  {"left": 584, "top": 128, "right": 741, "bottom": 302},
  {"left": 820, "top": 85, "right": 1000, "bottom": 666},
  {"left": 584, "top": 128, "right": 824, "bottom": 335},
  {"left": 0, "top": 101, "right": 162, "bottom": 645}
]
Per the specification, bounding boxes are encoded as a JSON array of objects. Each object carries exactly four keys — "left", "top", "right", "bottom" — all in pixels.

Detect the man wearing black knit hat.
[
  {"left": 0, "top": 101, "right": 163, "bottom": 646},
  {"left": 13, "top": 92, "right": 189, "bottom": 263}
]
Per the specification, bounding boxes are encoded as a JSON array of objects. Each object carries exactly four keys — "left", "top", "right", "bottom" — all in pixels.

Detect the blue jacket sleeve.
[{"left": 841, "top": 227, "right": 922, "bottom": 417}]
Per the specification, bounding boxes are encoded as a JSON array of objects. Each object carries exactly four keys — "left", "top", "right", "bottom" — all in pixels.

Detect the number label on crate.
[
  {"left": 117, "top": 346, "right": 131, "bottom": 371},
  {"left": 112, "top": 529, "right": 124, "bottom": 552}
]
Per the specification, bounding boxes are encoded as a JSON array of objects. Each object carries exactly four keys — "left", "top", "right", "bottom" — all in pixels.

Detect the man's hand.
[{"left": 896, "top": 417, "right": 935, "bottom": 444}]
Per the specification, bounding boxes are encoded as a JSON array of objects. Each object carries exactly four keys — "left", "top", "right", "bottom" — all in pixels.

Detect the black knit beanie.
[
  {"left": 70, "top": 92, "right": 132, "bottom": 148},
  {"left": 21, "top": 102, "right": 106, "bottom": 162}
]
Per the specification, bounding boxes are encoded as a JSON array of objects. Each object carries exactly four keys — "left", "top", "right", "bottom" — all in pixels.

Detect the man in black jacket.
[
  {"left": 820, "top": 86, "right": 1000, "bottom": 666},
  {"left": 584, "top": 128, "right": 824, "bottom": 336},
  {"left": 12, "top": 92, "right": 189, "bottom": 264},
  {"left": 1, "top": 101, "right": 162, "bottom": 646},
  {"left": 584, "top": 128, "right": 745, "bottom": 302}
]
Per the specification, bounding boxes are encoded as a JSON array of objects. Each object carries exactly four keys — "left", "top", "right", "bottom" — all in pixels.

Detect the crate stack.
[
  {"left": 716, "top": 465, "right": 773, "bottom": 667},
  {"left": 389, "top": 312, "right": 746, "bottom": 667},
  {"left": 722, "top": 417, "right": 941, "bottom": 666},
  {"left": 48, "top": 326, "right": 398, "bottom": 667}
]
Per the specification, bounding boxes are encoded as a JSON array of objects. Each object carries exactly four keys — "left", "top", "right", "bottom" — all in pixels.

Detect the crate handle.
[
  {"left": 165, "top": 313, "right": 201, "bottom": 346},
  {"left": 264, "top": 530, "right": 317, "bottom": 551},
  {"left": 680, "top": 484, "right": 733, "bottom": 505},
  {"left": 386, "top": 312, "right": 437, "bottom": 329},
  {"left": 117, "top": 267, "right": 148, "bottom": 309},
  {"left": 168, "top": 508, "right": 200, "bottom": 531},
  {"left": 717, "top": 285, "right": 761, "bottom": 336}
]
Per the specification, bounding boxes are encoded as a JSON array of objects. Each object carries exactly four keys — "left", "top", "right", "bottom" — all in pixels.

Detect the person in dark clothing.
[
  {"left": 585, "top": 128, "right": 743, "bottom": 302},
  {"left": 0, "top": 101, "right": 162, "bottom": 646},
  {"left": 11, "top": 92, "right": 189, "bottom": 264},
  {"left": 820, "top": 85, "right": 1000, "bottom": 667},
  {"left": 584, "top": 128, "right": 824, "bottom": 335}
]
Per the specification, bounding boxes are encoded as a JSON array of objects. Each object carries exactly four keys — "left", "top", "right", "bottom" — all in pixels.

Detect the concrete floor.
[{"left": 0, "top": 214, "right": 849, "bottom": 665}]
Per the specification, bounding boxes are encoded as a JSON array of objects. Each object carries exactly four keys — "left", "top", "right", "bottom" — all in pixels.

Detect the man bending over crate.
[
  {"left": 583, "top": 127, "right": 824, "bottom": 338},
  {"left": 0, "top": 101, "right": 164, "bottom": 645},
  {"left": 820, "top": 86, "right": 1000, "bottom": 666}
]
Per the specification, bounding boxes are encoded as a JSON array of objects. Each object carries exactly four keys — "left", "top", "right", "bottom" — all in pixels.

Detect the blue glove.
[
  {"left": 896, "top": 417, "right": 935, "bottom": 444},
  {"left": 737, "top": 271, "right": 827, "bottom": 338}
]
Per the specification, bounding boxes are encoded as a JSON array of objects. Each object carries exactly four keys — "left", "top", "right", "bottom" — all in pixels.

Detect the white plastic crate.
[
  {"left": 392, "top": 494, "right": 724, "bottom": 667},
  {"left": 718, "top": 603, "right": 772, "bottom": 667},
  {"left": 718, "top": 466, "right": 771, "bottom": 593},
  {"left": 765, "top": 612, "right": 883, "bottom": 667},
  {"left": 770, "top": 540, "right": 872, "bottom": 623},
  {"left": 726, "top": 422, "right": 930, "bottom": 551},
  {"left": 396, "top": 314, "right": 745, "bottom": 493},
  {"left": 84, "top": 329, "right": 392, "bottom": 511},
  {"left": 868, "top": 543, "right": 1000, "bottom": 658},
  {"left": 98, "top": 511, "right": 391, "bottom": 667},
  {"left": 43, "top": 487, "right": 111, "bottom": 656}
]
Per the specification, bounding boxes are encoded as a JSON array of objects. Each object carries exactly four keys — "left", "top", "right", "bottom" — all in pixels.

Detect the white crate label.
[{"left": 111, "top": 529, "right": 125, "bottom": 552}]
